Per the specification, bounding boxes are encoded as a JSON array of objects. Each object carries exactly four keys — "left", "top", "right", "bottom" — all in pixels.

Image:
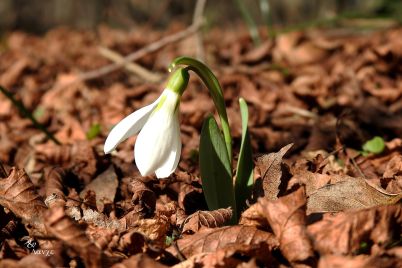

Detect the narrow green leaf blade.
[
  {"left": 200, "top": 115, "right": 236, "bottom": 222},
  {"left": 235, "top": 98, "right": 254, "bottom": 214}
]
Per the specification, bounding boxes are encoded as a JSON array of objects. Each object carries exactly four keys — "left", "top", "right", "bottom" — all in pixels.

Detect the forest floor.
[{"left": 0, "top": 24, "right": 401, "bottom": 267}]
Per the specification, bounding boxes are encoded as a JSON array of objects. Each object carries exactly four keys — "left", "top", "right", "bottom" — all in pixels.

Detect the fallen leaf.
[
  {"left": 172, "top": 243, "right": 275, "bottom": 268},
  {"left": 111, "top": 253, "right": 167, "bottom": 268},
  {"left": 307, "top": 176, "right": 402, "bottom": 213},
  {"left": 308, "top": 204, "right": 402, "bottom": 255},
  {"left": 0, "top": 168, "right": 48, "bottom": 236},
  {"left": 182, "top": 207, "right": 232, "bottom": 233},
  {"left": 80, "top": 165, "right": 118, "bottom": 210},
  {"left": 166, "top": 225, "right": 278, "bottom": 259},
  {"left": 45, "top": 206, "right": 103, "bottom": 268},
  {"left": 257, "top": 187, "right": 315, "bottom": 266},
  {"left": 131, "top": 177, "right": 156, "bottom": 215},
  {"left": 254, "top": 143, "right": 293, "bottom": 200},
  {"left": 318, "top": 254, "right": 402, "bottom": 268}
]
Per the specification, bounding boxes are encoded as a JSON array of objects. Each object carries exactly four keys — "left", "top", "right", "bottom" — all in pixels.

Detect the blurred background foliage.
[{"left": 0, "top": 0, "right": 401, "bottom": 34}]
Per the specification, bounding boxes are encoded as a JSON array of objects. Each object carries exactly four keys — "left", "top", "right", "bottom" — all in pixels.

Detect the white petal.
[
  {"left": 104, "top": 96, "right": 161, "bottom": 154},
  {"left": 154, "top": 117, "right": 182, "bottom": 178},
  {"left": 134, "top": 91, "right": 181, "bottom": 177}
]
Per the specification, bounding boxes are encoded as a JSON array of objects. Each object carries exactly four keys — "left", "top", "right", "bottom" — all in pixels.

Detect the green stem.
[
  {"left": 234, "top": 0, "right": 261, "bottom": 46},
  {"left": 169, "top": 57, "right": 232, "bottom": 163},
  {"left": 0, "top": 86, "right": 61, "bottom": 145}
]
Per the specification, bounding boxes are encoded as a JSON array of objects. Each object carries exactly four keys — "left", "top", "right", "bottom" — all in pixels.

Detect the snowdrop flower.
[{"left": 104, "top": 68, "right": 189, "bottom": 178}]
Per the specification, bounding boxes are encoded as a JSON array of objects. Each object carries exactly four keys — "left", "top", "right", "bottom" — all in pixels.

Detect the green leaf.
[
  {"left": 200, "top": 115, "right": 236, "bottom": 223},
  {"left": 86, "top": 123, "right": 101, "bottom": 140},
  {"left": 33, "top": 106, "right": 45, "bottom": 120},
  {"left": 235, "top": 98, "right": 254, "bottom": 214},
  {"left": 362, "top": 136, "right": 385, "bottom": 154}
]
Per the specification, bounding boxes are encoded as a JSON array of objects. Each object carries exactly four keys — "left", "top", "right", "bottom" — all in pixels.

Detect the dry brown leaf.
[
  {"left": 172, "top": 243, "right": 274, "bottom": 268},
  {"left": 239, "top": 40, "right": 272, "bottom": 64},
  {"left": 318, "top": 253, "right": 402, "bottom": 268},
  {"left": 131, "top": 177, "right": 156, "bottom": 215},
  {"left": 133, "top": 216, "right": 169, "bottom": 243},
  {"left": 255, "top": 143, "right": 293, "bottom": 200},
  {"left": 182, "top": 208, "right": 232, "bottom": 233},
  {"left": 115, "top": 231, "right": 145, "bottom": 255},
  {"left": 111, "top": 253, "right": 168, "bottom": 268},
  {"left": 0, "top": 168, "right": 48, "bottom": 236},
  {"left": 166, "top": 225, "right": 278, "bottom": 260},
  {"left": 307, "top": 204, "right": 402, "bottom": 255},
  {"left": 35, "top": 141, "right": 97, "bottom": 183},
  {"left": 45, "top": 206, "right": 103, "bottom": 268},
  {"left": 383, "top": 154, "right": 402, "bottom": 193},
  {"left": 44, "top": 166, "right": 66, "bottom": 208},
  {"left": 80, "top": 165, "right": 118, "bottom": 211},
  {"left": 238, "top": 203, "right": 270, "bottom": 230},
  {"left": 257, "top": 187, "right": 315, "bottom": 266},
  {"left": 307, "top": 176, "right": 402, "bottom": 213},
  {"left": 0, "top": 254, "right": 52, "bottom": 268}
]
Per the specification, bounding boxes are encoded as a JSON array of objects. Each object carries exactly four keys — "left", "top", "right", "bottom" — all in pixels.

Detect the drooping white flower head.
[{"left": 104, "top": 68, "right": 189, "bottom": 178}]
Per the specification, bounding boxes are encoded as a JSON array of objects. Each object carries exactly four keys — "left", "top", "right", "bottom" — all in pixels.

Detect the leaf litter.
[{"left": 0, "top": 24, "right": 402, "bottom": 267}]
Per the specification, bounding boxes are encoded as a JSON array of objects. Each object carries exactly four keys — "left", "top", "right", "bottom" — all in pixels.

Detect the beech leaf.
[
  {"left": 307, "top": 176, "right": 402, "bottom": 214},
  {"left": 255, "top": 143, "right": 293, "bottom": 200}
]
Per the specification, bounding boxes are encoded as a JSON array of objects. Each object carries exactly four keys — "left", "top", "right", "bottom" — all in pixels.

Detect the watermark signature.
[{"left": 23, "top": 238, "right": 55, "bottom": 257}]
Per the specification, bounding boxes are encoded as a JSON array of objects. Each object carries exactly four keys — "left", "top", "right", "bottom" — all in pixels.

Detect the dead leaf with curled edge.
[
  {"left": 0, "top": 254, "right": 53, "bottom": 268},
  {"left": 181, "top": 207, "right": 232, "bottom": 233},
  {"left": 172, "top": 242, "right": 276, "bottom": 268},
  {"left": 131, "top": 176, "right": 156, "bottom": 215},
  {"left": 307, "top": 204, "right": 402, "bottom": 256},
  {"left": 44, "top": 166, "right": 66, "bottom": 208},
  {"left": 45, "top": 206, "right": 105, "bottom": 268},
  {"left": 257, "top": 187, "right": 315, "bottom": 266},
  {"left": 166, "top": 225, "right": 278, "bottom": 260},
  {"left": 307, "top": 176, "right": 402, "bottom": 214},
  {"left": 0, "top": 168, "right": 48, "bottom": 236},
  {"left": 318, "top": 254, "right": 402, "bottom": 268},
  {"left": 80, "top": 165, "right": 118, "bottom": 211},
  {"left": 35, "top": 141, "right": 97, "bottom": 184},
  {"left": 111, "top": 253, "right": 168, "bottom": 268},
  {"left": 254, "top": 143, "right": 293, "bottom": 200}
]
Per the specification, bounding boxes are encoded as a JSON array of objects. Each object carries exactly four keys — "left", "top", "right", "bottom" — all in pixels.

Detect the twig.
[
  {"left": 58, "top": 21, "right": 202, "bottom": 90},
  {"left": 193, "top": 0, "right": 207, "bottom": 61},
  {"left": 283, "top": 105, "right": 318, "bottom": 119},
  {"left": 98, "top": 46, "right": 162, "bottom": 83},
  {"left": 172, "top": 240, "right": 187, "bottom": 262},
  {"left": 350, "top": 156, "right": 366, "bottom": 179},
  {"left": 0, "top": 86, "right": 61, "bottom": 145}
]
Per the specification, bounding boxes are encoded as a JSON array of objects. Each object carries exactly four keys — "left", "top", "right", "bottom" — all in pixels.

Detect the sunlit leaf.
[
  {"left": 362, "top": 136, "right": 385, "bottom": 154},
  {"left": 235, "top": 98, "right": 254, "bottom": 214},
  {"left": 199, "top": 115, "right": 236, "bottom": 222}
]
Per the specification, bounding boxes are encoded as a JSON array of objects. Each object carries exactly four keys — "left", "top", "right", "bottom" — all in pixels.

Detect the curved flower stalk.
[{"left": 104, "top": 68, "right": 189, "bottom": 178}]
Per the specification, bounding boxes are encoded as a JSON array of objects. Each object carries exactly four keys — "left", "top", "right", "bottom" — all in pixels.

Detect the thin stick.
[
  {"left": 350, "top": 156, "right": 366, "bottom": 179},
  {"left": 64, "top": 21, "right": 202, "bottom": 88},
  {"left": 193, "top": 0, "right": 207, "bottom": 61},
  {"left": 0, "top": 86, "right": 61, "bottom": 145},
  {"left": 98, "top": 46, "right": 162, "bottom": 82}
]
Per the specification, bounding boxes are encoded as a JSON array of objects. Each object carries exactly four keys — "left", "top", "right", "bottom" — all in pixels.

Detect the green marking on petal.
[{"left": 154, "top": 94, "right": 167, "bottom": 112}]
